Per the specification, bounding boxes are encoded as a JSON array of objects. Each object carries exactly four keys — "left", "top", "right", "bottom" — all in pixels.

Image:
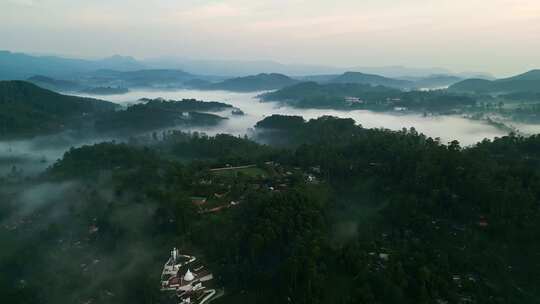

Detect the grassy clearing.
[{"left": 211, "top": 167, "right": 267, "bottom": 178}]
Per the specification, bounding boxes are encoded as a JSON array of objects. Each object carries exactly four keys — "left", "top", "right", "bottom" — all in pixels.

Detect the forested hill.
[
  {"left": 0, "top": 81, "right": 117, "bottom": 138},
  {"left": 199, "top": 73, "right": 299, "bottom": 92},
  {"left": 138, "top": 98, "right": 233, "bottom": 112},
  {"left": 261, "top": 81, "right": 400, "bottom": 108},
  {"left": 83, "top": 69, "right": 198, "bottom": 88},
  {"left": 260, "top": 81, "right": 475, "bottom": 111},
  {"left": 449, "top": 69, "right": 540, "bottom": 94},
  {"left": 94, "top": 99, "right": 228, "bottom": 134},
  {"left": 2, "top": 117, "right": 540, "bottom": 304},
  {"left": 27, "top": 75, "right": 83, "bottom": 92},
  {"left": 329, "top": 71, "right": 414, "bottom": 89}
]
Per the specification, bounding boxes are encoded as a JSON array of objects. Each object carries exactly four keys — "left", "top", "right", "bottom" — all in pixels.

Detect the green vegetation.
[
  {"left": 255, "top": 115, "right": 305, "bottom": 130},
  {"left": 83, "top": 69, "right": 198, "bottom": 88},
  {"left": 0, "top": 84, "right": 239, "bottom": 138},
  {"left": 27, "top": 75, "right": 83, "bottom": 92},
  {"left": 500, "top": 91, "right": 540, "bottom": 102},
  {"left": 95, "top": 102, "right": 228, "bottom": 134},
  {"left": 79, "top": 86, "right": 129, "bottom": 95},
  {"left": 329, "top": 71, "right": 414, "bottom": 89},
  {"left": 137, "top": 98, "right": 233, "bottom": 112},
  {"left": 28, "top": 75, "right": 129, "bottom": 95},
  {"left": 261, "top": 82, "right": 400, "bottom": 108},
  {"left": 449, "top": 70, "right": 540, "bottom": 94},
  {"left": 0, "top": 81, "right": 118, "bottom": 139},
  {"left": 261, "top": 82, "right": 475, "bottom": 111},
  {"left": 197, "top": 73, "right": 299, "bottom": 92},
  {"left": 2, "top": 115, "right": 540, "bottom": 304},
  {"left": 211, "top": 166, "right": 268, "bottom": 178}
]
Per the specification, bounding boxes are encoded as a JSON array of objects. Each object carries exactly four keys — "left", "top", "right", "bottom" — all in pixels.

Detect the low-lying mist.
[
  {"left": 0, "top": 173, "right": 166, "bottom": 304},
  {"left": 74, "top": 88, "right": 517, "bottom": 145},
  {"left": 4, "top": 88, "right": 539, "bottom": 178},
  {"left": 0, "top": 131, "right": 120, "bottom": 176}
]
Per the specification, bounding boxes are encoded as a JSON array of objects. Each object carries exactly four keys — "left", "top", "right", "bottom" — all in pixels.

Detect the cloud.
[
  {"left": 5, "top": 0, "right": 36, "bottom": 5},
  {"left": 0, "top": 0, "right": 539, "bottom": 75},
  {"left": 176, "top": 2, "right": 248, "bottom": 20}
]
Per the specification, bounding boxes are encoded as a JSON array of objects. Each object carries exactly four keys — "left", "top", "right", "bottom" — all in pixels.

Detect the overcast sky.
[{"left": 1, "top": 0, "right": 539, "bottom": 76}]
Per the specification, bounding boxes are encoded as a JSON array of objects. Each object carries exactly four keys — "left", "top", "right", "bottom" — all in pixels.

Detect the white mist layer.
[
  {"left": 3, "top": 89, "right": 538, "bottom": 176},
  {"left": 77, "top": 89, "right": 511, "bottom": 146}
]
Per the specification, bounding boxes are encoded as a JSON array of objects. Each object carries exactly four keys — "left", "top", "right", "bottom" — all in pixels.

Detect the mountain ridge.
[
  {"left": 0, "top": 81, "right": 117, "bottom": 138},
  {"left": 449, "top": 69, "right": 540, "bottom": 93}
]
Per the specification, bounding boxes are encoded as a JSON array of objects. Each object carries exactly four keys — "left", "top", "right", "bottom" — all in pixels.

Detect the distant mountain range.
[
  {"left": 27, "top": 75, "right": 83, "bottom": 92},
  {"left": 297, "top": 72, "right": 463, "bottom": 89},
  {"left": 191, "top": 73, "right": 299, "bottom": 92},
  {"left": 187, "top": 72, "right": 461, "bottom": 92},
  {"left": 78, "top": 69, "right": 206, "bottom": 88},
  {"left": 449, "top": 70, "right": 540, "bottom": 94},
  {"left": 26, "top": 70, "right": 217, "bottom": 93},
  {"left": 5, "top": 50, "right": 539, "bottom": 95},
  {"left": 145, "top": 57, "right": 492, "bottom": 78},
  {"left": 0, "top": 50, "right": 491, "bottom": 81},
  {"left": 0, "top": 51, "right": 145, "bottom": 80},
  {"left": 328, "top": 72, "right": 414, "bottom": 89},
  {"left": 23, "top": 70, "right": 468, "bottom": 93}
]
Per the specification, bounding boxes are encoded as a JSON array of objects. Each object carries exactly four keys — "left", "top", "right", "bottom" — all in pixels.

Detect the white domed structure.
[{"left": 184, "top": 269, "right": 195, "bottom": 282}]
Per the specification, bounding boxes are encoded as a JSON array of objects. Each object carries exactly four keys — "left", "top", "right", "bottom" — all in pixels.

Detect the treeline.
[
  {"left": 95, "top": 103, "right": 227, "bottom": 134},
  {"left": 0, "top": 81, "right": 117, "bottom": 138},
  {"left": 261, "top": 82, "right": 476, "bottom": 111},
  {"left": 0, "top": 81, "right": 235, "bottom": 139},
  {"left": 138, "top": 98, "right": 233, "bottom": 112}
]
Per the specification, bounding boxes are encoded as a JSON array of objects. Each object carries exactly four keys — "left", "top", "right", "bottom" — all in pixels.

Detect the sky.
[{"left": 1, "top": 0, "right": 539, "bottom": 76}]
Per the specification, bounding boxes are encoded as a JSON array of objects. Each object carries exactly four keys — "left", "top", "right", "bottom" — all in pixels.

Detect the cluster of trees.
[
  {"left": 95, "top": 103, "right": 227, "bottom": 134},
  {"left": 160, "top": 131, "right": 278, "bottom": 166},
  {"left": 138, "top": 98, "right": 233, "bottom": 112}
]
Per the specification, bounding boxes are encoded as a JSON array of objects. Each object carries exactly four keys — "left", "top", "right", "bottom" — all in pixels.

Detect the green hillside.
[
  {"left": 449, "top": 70, "right": 540, "bottom": 93},
  {"left": 0, "top": 81, "right": 117, "bottom": 138},
  {"left": 330, "top": 71, "right": 413, "bottom": 89},
  {"left": 202, "top": 73, "right": 299, "bottom": 92}
]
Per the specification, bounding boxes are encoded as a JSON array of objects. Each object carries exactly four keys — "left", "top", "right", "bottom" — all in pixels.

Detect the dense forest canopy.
[
  {"left": 2, "top": 115, "right": 540, "bottom": 304},
  {"left": 192, "top": 73, "right": 299, "bottom": 92},
  {"left": 329, "top": 71, "right": 414, "bottom": 89},
  {"left": 95, "top": 102, "right": 228, "bottom": 134},
  {"left": 0, "top": 81, "right": 118, "bottom": 138},
  {"left": 261, "top": 82, "right": 476, "bottom": 111},
  {"left": 0, "top": 83, "right": 233, "bottom": 138},
  {"left": 137, "top": 98, "right": 233, "bottom": 112},
  {"left": 449, "top": 70, "right": 540, "bottom": 94}
]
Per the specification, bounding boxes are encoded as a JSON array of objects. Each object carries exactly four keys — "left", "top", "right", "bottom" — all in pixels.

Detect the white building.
[{"left": 160, "top": 248, "right": 217, "bottom": 304}]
